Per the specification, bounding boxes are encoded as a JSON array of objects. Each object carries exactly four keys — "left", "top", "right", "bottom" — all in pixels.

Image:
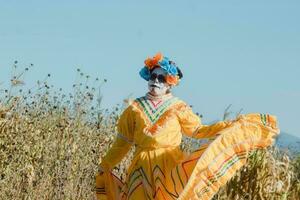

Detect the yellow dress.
[{"left": 95, "top": 95, "right": 279, "bottom": 200}]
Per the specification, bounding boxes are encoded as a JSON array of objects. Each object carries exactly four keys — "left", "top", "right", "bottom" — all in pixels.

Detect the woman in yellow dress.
[{"left": 95, "top": 53, "right": 279, "bottom": 200}]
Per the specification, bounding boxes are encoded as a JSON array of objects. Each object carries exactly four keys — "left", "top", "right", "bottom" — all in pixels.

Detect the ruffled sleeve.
[
  {"left": 177, "top": 103, "right": 232, "bottom": 139},
  {"left": 99, "top": 105, "right": 135, "bottom": 172}
]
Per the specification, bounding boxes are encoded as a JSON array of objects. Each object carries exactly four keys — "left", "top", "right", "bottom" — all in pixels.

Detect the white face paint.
[{"left": 148, "top": 68, "right": 171, "bottom": 96}]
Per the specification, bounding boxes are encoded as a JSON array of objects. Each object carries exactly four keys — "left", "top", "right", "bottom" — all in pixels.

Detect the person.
[{"left": 95, "top": 53, "right": 280, "bottom": 200}]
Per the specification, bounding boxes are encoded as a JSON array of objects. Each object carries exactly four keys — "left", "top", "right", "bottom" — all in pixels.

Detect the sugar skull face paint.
[{"left": 148, "top": 67, "right": 171, "bottom": 96}]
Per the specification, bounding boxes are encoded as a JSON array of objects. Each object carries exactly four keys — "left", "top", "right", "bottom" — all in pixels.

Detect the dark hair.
[
  {"left": 176, "top": 67, "right": 183, "bottom": 79},
  {"left": 149, "top": 61, "right": 183, "bottom": 79}
]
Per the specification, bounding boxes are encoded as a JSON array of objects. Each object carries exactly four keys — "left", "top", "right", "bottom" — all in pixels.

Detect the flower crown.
[{"left": 139, "top": 52, "right": 181, "bottom": 86}]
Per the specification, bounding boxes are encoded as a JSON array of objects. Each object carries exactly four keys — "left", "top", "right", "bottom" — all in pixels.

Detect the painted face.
[{"left": 148, "top": 67, "right": 171, "bottom": 96}]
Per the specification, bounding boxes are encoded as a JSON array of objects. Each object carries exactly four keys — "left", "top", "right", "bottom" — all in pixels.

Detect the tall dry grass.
[{"left": 0, "top": 63, "right": 299, "bottom": 200}]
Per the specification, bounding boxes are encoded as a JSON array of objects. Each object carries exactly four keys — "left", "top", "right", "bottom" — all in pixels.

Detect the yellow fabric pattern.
[
  {"left": 95, "top": 97, "right": 279, "bottom": 200},
  {"left": 176, "top": 103, "right": 232, "bottom": 139},
  {"left": 100, "top": 106, "right": 134, "bottom": 172}
]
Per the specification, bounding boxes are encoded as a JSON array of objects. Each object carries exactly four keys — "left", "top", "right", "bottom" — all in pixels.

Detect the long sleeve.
[
  {"left": 99, "top": 105, "right": 135, "bottom": 172},
  {"left": 177, "top": 103, "right": 232, "bottom": 139}
]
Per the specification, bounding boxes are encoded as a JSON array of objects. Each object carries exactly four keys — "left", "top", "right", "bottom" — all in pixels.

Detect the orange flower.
[
  {"left": 165, "top": 75, "right": 179, "bottom": 85},
  {"left": 144, "top": 52, "right": 163, "bottom": 69},
  {"left": 153, "top": 52, "right": 163, "bottom": 63},
  {"left": 144, "top": 58, "right": 155, "bottom": 69}
]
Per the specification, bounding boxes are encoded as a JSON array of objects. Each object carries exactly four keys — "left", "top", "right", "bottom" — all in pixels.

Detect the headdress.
[{"left": 139, "top": 52, "right": 182, "bottom": 86}]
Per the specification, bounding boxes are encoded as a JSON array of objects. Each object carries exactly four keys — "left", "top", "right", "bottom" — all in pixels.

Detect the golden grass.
[{"left": 0, "top": 65, "right": 299, "bottom": 200}]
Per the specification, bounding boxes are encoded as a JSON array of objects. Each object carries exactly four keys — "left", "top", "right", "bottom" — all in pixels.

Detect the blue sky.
[{"left": 0, "top": 1, "right": 299, "bottom": 137}]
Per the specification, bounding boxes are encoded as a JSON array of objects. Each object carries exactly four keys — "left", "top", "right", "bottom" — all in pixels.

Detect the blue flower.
[
  {"left": 139, "top": 67, "right": 150, "bottom": 81},
  {"left": 168, "top": 64, "right": 178, "bottom": 76},
  {"left": 160, "top": 65, "right": 171, "bottom": 74},
  {"left": 158, "top": 56, "right": 178, "bottom": 76},
  {"left": 158, "top": 57, "right": 169, "bottom": 67}
]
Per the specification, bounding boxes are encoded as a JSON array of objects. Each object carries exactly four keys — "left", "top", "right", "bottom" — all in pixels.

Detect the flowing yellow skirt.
[{"left": 95, "top": 113, "right": 279, "bottom": 200}]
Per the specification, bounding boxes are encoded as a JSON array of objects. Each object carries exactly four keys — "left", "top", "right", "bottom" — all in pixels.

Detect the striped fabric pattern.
[
  {"left": 95, "top": 112, "right": 279, "bottom": 200},
  {"left": 135, "top": 96, "right": 179, "bottom": 124}
]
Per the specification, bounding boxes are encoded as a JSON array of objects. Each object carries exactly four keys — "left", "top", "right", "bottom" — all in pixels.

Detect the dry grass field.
[{"left": 0, "top": 65, "right": 299, "bottom": 199}]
